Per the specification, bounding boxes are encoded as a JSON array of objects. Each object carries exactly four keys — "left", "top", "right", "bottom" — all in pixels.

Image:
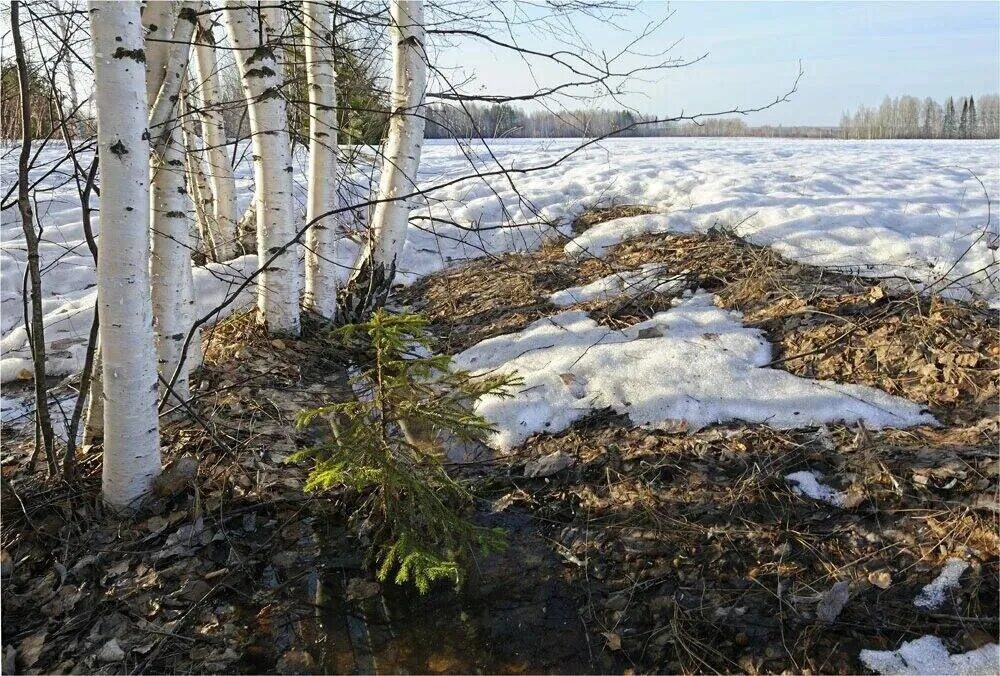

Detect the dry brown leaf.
[{"left": 868, "top": 571, "right": 892, "bottom": 589}]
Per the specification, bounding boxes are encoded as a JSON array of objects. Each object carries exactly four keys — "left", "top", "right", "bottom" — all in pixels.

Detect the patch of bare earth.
[
  {"left": 1, "top": 313, "right": 356, "bottom": 674},
  {"left": 2, "top": 206, "right": 996, "bottom": 674},
  {"left": 400, "top": 208, "right": 999, "bottom": 673}
]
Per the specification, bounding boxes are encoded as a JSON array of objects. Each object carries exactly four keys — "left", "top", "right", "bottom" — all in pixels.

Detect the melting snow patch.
[
  {"left": 548, "top": 263, "right": 687, "bottom": 307},
  {"left": 860, "top": 635, "right": 999, "bottom": 675},
  {"left": 454, "top": 291, "right": 936, "bottom": 450},
  {"left": 0, "top": 255, "right": 258, "bottom": 383},
  {"left": 785, "top": 471, "right": 845, "bottom": 507},
  {"left": 0, "top": 396, "right": 27, "bottom": 424},
  {"left": 914, "top": 558, "right": 969, "bottom": 609},
  {"left": 564, "top": 213, "right": 681, "bottom": 259}
]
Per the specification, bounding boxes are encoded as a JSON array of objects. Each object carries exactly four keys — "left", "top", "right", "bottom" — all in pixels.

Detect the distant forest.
[
  {"left": 840, "top": 95, "right": 999, "bottom": 139},
  {"left": 424, "top": 95, "right": 1000, "bottom": 140}
]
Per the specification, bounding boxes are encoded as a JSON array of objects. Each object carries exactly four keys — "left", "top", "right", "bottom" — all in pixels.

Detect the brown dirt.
[
  {"left": 394, "top": 207, "right": 999, "bottom": 673},
  {"left": 2, "top": 206, "right": 996, "bottom": 674},
  {"left": 483, "top": 416, "right": 998, "bottom": 673}
]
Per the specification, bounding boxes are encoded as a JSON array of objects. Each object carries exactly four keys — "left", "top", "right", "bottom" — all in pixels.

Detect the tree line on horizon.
[
  {"left": 422, "top": 102, "right": 840, "bottom": 139},
  {"left": 840, "top": 94, "right": 999, "bottom": 140},
  {"left": 423, "top": 95, "right": 1000, "bottom": 140}
]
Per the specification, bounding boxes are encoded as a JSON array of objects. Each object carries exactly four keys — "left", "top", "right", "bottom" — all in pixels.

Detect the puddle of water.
[{"left": 314, "top": 511, "right": 598, "bottom": 674}]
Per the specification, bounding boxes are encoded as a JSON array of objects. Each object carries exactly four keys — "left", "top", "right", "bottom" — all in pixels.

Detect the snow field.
[{"left": 3, "top": 137, "right": 998, "bottom": 382}]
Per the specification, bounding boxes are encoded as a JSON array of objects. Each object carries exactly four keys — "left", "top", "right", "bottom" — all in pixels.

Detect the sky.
[{"left": 438, "top": 1, "right": 1000, "bottom": 126}]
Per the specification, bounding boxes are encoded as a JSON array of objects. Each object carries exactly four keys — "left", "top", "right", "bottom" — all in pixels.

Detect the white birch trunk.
[
  {"left": 148, "top": 2, "right": 199, "bottom": 154},
  {"left": 224, "top": 1, "right": 301, "bottom": 335},
  {"left": 56, "top": 8, "right": 82, "bottom": 135},
  {"left": 181, "top": 78, "right": 218, "bottom": 258},
  {"left": 175, "top": 94, "right": 206, "bottom": 376},
  {"left": 89, "top": 0, "right": 161, "bottom": 508},
  {"left": 303, "top": 0, "right": 340, "bottom": 319},
  {"left": 80, "top": 0, "right": 170, "bottom": 446},
  {"left": 192, "top": 13, "right": 238, "bottom": 260},
  {"left": 151, "top": 134, "right": 197, "bottom": 405},
  {"left": 147, "top": 1, "right": 199, "bottom": 407},
  {"left": 141, "top": 0, "right": 175, "bottom": 104},
  {"left": 347, "top": 0, "right": 426, "bottom": 304},
  {"left": 82, "top": 343, "right": 103, "bottom": 446}
]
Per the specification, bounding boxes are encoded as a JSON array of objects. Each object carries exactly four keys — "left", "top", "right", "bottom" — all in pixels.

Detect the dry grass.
[
  {"left": 399, "top": 243, "right": 614, "bottom": 353},
  {"left": 571, "top": 203, "right": 658, "bottom": 234},
  {"left": 411, "top": 217, "right": 997, "bottom": 426},
  {"left": 610, "top": 230, "right": 998, "bottom": 426},
  {"left": 401, "top": 204, "right": 999, "bottom": 673},
  {"left": 484, "top": 417, "right": 998, "bottom": 673}
]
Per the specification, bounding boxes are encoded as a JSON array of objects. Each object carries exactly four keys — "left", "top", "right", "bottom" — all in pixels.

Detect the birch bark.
[
  {"left": 343, "top": 0, "right": 426, "bottom": 319},
  {"left": 224, "top": 1, "right": 301, "bottom": 335},
  {"left": 192, "top": 12, "right": 238, "bottom": 259},
  {"left": 303, "top": 0, "right": 340, "bottom": 319},
  {"left": 90, "top": 0, "right": 162, "bottom": 507},
  {"left": 147, "top": 1, "right": 199, "bottom": 406}
]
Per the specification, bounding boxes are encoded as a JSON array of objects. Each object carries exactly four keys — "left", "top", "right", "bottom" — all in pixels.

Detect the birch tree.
[
  {"left": 180, "top": 81, "right": 218, "bottom": 256},
  {"left": 192, "top": 11, "right": 239, "bottom": 260},
  {"left": 147, "top": 2, "right": 199, "bottom": 406},
  {"left": 303, "top": 0, "right": 341, "bottom": 319},
  {"left": 224, "top": 0, "right": 302, "bottom": 335},
  {"left": 83, "top": 347, "right": 104, "bottom": 446},
  {"left": 89, "top": 0, "right": 162, "bottom": 508},
  {"left": 150, "top": 135, "right": 198, "bottom": 405},
  {"left": 142, "top": 0, "right": 175, "bottom": 103},
  {"left": 342, "top": 0, "right": 426, "bottom": 320}
]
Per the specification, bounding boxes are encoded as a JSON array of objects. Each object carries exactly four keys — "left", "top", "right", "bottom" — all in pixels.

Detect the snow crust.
[
  {"left": 453, "top": 291, "right": 936, "bottom": 450},
  {"left": 3, "top": 137, "right": 997, "bottom": 383},
  {"left": 0, "top": 255, "right": 258, "bottom": 383},
  {"left": 548, "top": 263, "right": 686, "bottom": 307},
  {"left": 0, "top": 396, "right": 26, "bottom": 424},
  {"left": 914, "top": 558, "right": 969, "bottom": 609},
  {"left": 860, "top": 635, "right": 999, "bottom": 675},
  {"left": 785, "top": 470, "right": 845, "bottom": 507}
]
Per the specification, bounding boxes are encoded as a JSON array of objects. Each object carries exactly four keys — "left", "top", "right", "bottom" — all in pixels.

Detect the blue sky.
[{"left": 438, "top": 1, "right": 1000, "bottom": 126}]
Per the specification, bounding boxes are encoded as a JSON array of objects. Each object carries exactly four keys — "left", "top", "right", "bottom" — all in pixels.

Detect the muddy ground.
[{"left": 1, "top": 208, "right": 997, "bottom": 674}]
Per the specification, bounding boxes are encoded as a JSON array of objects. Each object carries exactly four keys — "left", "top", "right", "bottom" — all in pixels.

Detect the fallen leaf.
[
  {"left": 656, "top": 419, "right": 689, "bottom": 434},
  {"left": 17, "top": 631, "right": 46, "bottom": 669},
  {"left": 868, "top": 571, "right": 892, "bottom": 589},
  {"left": 96, "top": 638, "right": 125, "bottom": 663},
  {"left": 524, "top": 451, "right": 575, "bottom": 478}
]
